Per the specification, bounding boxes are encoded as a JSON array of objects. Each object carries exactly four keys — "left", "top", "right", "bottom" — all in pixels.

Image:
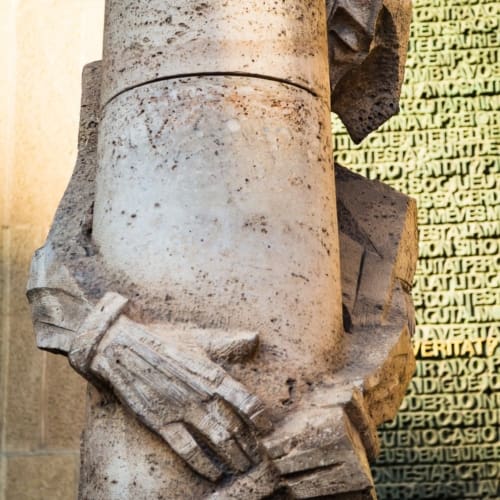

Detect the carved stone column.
[
  {"left": 27, "top": 1, "right": 416, "bottom": 498},
  {"left": 89, "top": 0, "right": 342, "bottom": 497},
  {"left": 94, "top": 0, "right": 343, "bottom": 406}
]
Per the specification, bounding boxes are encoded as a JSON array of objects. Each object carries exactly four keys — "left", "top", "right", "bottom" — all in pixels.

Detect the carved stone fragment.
[
  {"left": 27, "top": 1, "right": 416, "bottom": 498},
  {"left": 327, "top": 0, "right": 413, "bottom": 142},
  {"left": 28, "top": 63, "right": 274, "bottom": 494},
  {"left": 256, "top": 165, "right": 417, "bottom": 498}
]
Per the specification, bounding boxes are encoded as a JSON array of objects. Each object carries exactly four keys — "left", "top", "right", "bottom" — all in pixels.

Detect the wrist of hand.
[{"left": 68, "top": 292, "right": 128, "bottom": 375}]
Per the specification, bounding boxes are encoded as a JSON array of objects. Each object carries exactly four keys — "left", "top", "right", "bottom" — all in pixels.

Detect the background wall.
[
  {"left": 0, "top": 1, "right": 103, "bottom": 499},
  {"left": 332, "top": 1, "right": 499, "bottom": 498},
  {"left": 1, "top": 0, "right": 498, "bottom": 499}
]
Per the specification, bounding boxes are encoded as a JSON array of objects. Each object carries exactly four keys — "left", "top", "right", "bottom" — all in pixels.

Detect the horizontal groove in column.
[{"left": 103, "top": 71, "right": 320, "bottom": 109}]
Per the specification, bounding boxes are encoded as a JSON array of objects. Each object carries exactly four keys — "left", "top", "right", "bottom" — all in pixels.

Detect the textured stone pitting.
[
  {"left": 27, "top": 2, "right": 415, "bottom": 498},
  {"left": 254, "top": 165, "right": 418, "bottom": 498},
  {"left": 28, "top": 72, "right": 417, "bottom": 493},
  {"left": 328, "top": 0, "right": 412, "bottom": 142},
  {"left": 100, "top": 0, "right": 332, "bottom": 105}
]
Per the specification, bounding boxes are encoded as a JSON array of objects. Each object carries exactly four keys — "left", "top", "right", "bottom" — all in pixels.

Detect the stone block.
[
  {"left": 4, "top": 311, "right": 43, "bottom": 451},
  {"left": 5, "top": 454, "right": 78, "bottom": 500},
  {"left": 336, "top": 164, "right": 418, "bottom": 329},
  {"left": 0, "top": 227, "right": 8, "bottom": 419},
  {"left": 265, "top": 406, "right": 376, "bottom": 498},
  {"left": 45, "top": 354, "right": 86, "bottom": 450},
  {"left": 328, "top": 0, "right": 412, "bottom": 142}
]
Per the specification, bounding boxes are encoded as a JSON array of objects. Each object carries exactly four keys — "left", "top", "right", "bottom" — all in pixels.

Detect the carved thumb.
[{"left": 189, "top": 329, "right": 260, "bottom": 364}]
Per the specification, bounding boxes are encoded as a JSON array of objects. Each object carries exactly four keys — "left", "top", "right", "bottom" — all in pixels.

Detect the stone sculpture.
[{"left": 27, "top": 1, "right": 416, "bottom": 498}]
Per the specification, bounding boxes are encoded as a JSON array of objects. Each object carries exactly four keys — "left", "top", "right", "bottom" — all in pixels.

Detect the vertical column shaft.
[{"left": 93, "top": 0, "right": 342, "bottom": 403}]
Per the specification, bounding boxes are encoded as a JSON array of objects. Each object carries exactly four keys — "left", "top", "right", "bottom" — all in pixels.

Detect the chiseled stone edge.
[{"left": 261, "top": 167, "right": 418, "bottom": 498}]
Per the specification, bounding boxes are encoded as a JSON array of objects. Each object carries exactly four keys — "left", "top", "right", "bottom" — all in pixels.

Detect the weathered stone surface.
[
  {"left": 28, "top": 43, "right": 341, "bottom": 499},
  {"left": 27, "top": 2, "right": 416, "bottom": 498},
  {"left": 327, "top": 0, "right": 384, "bottom": 90},
  {"left": 102, "top": 0, "right": 411, "bottom": 144},
  {"left": 79, "top": 384, "right": 209, "bottom": 499},
  {"left": 101, "top": 0, "right": 331, "bottom": 105},
  {"left": 266, "top": 407, "right": 376, "bottom": 498},
  {"left": 250, "top": 164, "right": 418, "bottom": 498},
  {"left": 336, "top": 164, "right": 418, "bottom": 332},
  {"left": 93, "top": 75, "right": 343, "bottom": 394},
  {"left": 327, "top": 0, "right": 412, "bottom": 142}
]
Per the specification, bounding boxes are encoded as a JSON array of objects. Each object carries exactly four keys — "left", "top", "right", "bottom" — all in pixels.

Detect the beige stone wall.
[{"left": 0, "top": 2, "right": 103, "bottom": 498}]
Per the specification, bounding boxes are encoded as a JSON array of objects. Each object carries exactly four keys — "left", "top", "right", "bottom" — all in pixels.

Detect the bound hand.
[{"left": 69, "top": 293, "right": 272, "bottom": 481}]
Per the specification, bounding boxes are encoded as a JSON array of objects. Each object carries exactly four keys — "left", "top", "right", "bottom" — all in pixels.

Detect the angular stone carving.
[
  {"left": 258, "top": 166, "right": 417, "bottom": 498},
  {"left": 327, "top": 0, "right": 413, "bottom": 142},
  {"left": 27, "top": 2, "right": 416, "bottom": 498},
  {"left": 28, "top": 63, "right": 271, "bottom": 486}
]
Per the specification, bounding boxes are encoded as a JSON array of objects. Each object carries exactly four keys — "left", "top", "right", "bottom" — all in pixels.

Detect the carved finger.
[
  {"left": 121, "top": 340, "right": 207, "bottom": 405},
  {"left": 106, "top": 321, "right": 219, "bottom": 399},
  {"left": 94, "top": 355, "right": 223, "bottom": 481},
  {"left": 232, "top": 426, "right": 262, "bottom": 466},
  {"left": 159, "top": 422, "right": 222, "bottom": 482},
  {"left": 92, "top": 353, "right": 172, "bottom": 427},
  {"left": 214, "top": 376, "right": 273, "bottom": 434},
  {"left": 132, "top": 333, "right": 272, "bottom": 434},
  {"left": 201, "top": 398, "right": 262, "bottom": 465},
  {"left": 185, "top": 400, "right": 251, "bottom": 473},
  {"left": 125, "top": 328, "right": 226, "bottom": 397},
  {"left": 191, "top": 329, "right": 259, "bottom": 364},
  {"left": 207, "top": 460, "right": 279, "bottom": 500}
]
